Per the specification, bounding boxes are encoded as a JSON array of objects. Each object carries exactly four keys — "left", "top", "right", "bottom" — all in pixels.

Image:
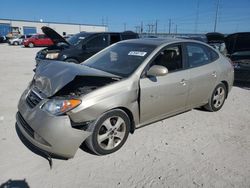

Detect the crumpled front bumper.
[{"left": 16, "top": 89, "right": 91, "bottom": 158}]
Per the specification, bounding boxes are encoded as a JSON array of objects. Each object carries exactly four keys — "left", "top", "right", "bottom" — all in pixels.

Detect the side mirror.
[{"left": 147, "top": 65, "right": 168, "bottom": 77}]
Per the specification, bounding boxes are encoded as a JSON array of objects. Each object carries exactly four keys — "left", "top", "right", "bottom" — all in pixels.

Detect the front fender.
[{"left": 69, "top": 84, "right": 140, "bottom": 126}]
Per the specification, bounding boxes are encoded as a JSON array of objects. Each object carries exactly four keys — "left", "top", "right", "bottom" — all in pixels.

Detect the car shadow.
[
  {"left": 0, "top": 179, "right": 30, "bottom": 188},
  {"left": 194, "top": 107, "right": 209, "bottom": 112},
  {"left": 79, "top": 142, "right": 97, "bottom": 155},
  {"left": 15, "top": 124, "right": 68, "bottom": 168},
  {"left": 233, "top": 81, "right": 250, "bottom": 90}
]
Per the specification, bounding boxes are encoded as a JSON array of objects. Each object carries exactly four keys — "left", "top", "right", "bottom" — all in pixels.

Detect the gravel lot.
[{"left": 0, "top": 43, "right": 250, "bottom": 188}]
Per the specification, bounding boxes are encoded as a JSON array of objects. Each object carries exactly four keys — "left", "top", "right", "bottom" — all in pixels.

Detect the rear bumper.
[{"left": 16, "top": 89, "right": 91, "bottom": 158}]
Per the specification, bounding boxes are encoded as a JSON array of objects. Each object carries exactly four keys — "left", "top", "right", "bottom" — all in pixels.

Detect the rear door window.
[
  {"left": 110, "top": 34, "right": 121, "bottom": 44},
  {"left": 186, "top": 43, "right": 217, "bottom": 68},
  {"left": 86, "top": 34, "right": 109, "bottom": 50},
  {"left": 38, "top": 35, "right": 45, "bottom": 39}
]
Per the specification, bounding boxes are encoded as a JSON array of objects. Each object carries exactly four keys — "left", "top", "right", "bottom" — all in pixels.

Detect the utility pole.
[
  {"left": 214, "top": 0, "right": 220, "bottom": 32},
  {"left": 175, "top": 24, "right": 178, "bottom": 34},
  {"left": 135, "top": 26, "right": 141, "bottom": 33},
  {"left": 155, "top": 20, "right": 158, "bottom": 34},
  {"left": 147, "top": 24, "right": 154, "bottom": 34},
  {"left": 195, "top": 0, "right": 200, "bottom": 33},
  {"left": 123, "top": 23, "right": 126, "bottom": 31},
  {"left": 141, "top": 21, "right": 143, "bottom": 33},
  {"left": 106, "top": 17, "right": 109, "bottom": 27},
  {"left": 168, "top": 19, "right": 172, "bottom": 34},
  {"left": 101, "top": 17, "right": 104, "bottom": 26}
]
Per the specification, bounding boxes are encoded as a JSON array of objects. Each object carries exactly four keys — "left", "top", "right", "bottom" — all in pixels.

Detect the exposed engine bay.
[{"left": 54, "top": 76, "right": 119, "bottom": 97}]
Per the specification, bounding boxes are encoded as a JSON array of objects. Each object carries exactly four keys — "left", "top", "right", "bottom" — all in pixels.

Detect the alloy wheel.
[
  {"left": 97, "top": 116, "right": 126, "bottom": 150},
  {"left": 212, "top": 86, "right": 225, "bottom": 108}
]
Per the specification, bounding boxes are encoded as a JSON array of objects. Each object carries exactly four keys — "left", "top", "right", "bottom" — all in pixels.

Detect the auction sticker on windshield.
[{"left": 128, "top": 51, "right": 147, "bottom": 56}]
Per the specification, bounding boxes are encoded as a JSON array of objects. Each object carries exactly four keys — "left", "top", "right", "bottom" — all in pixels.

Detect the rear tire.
[
  {"left": 204, "top": 83, "right": 227, "bottom": 112},
  {"left": 86, "top": 109, "right": 130, "bottom": 155},
  {"left": 14, "top": 41, "right": 18, "bottom": 45}
]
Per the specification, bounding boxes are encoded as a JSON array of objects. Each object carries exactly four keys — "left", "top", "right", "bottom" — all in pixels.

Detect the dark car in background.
[
  {"left": 36, "top": 26, "right": 139, "bottom": 64},
  {"left": 0, "top": 35, "right": 8, "bottom": 43},
  {"left": 225, "top": 32, "right": 250, "bottom": 82},
  {"left": 23, "top": 34, "right": 54, "bottom": 48}
]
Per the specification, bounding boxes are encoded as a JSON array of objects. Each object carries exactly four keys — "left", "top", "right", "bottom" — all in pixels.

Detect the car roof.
[
  {"left": 79, "top": 31, "right": 137, "bottom": 35},
  {"left": 118, "top": 38, "right": 196, "bottom": 47}
]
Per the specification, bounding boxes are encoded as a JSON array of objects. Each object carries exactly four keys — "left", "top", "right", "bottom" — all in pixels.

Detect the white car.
[{"left": 9, "top": 35, "right": 32, "bottom": 45}]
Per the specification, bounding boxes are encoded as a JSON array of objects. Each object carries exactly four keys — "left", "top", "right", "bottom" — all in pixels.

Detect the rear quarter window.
[{"left": 208, "top": 47, "right": 219, "bottom": 61}]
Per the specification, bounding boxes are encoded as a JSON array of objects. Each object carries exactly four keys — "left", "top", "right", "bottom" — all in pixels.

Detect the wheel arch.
[
  {"left": 113, "top": 107, "right": 135, "bottom": 134},
  {"left": 221, "top": 80, "right": 229, "bottom": 98}
]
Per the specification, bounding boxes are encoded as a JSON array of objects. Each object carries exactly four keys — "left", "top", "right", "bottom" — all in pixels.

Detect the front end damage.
[
  {"left": 16, "top": 61, "right": 121, "bottom": 158},
  {"left": 16, "top": 90, "right": 91, "bottom": 159}
]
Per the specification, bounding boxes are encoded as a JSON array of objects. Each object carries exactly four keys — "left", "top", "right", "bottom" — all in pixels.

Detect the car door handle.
[
  {"left": 180, "top": 79, "right": 187, "bottom": 86},
  {"left": 212, "top": 71, "right": 217, "bottom": 78}
]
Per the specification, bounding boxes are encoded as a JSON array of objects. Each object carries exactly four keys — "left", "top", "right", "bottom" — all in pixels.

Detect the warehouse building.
[{"left": 0, "top": 18, "right": 108, "bottom": 37}]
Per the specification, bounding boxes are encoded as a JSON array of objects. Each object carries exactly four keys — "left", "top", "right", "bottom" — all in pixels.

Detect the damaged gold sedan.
[{"left": 16, "top": 38, "right": 234, "bottom": 158}]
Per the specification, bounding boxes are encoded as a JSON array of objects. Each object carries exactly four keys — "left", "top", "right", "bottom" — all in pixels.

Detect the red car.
[{"left": 23, "top": 34, "right": 54, "bottom": 47}]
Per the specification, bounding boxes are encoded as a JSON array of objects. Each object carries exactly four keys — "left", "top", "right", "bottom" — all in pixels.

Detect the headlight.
[
  {"left": 42, "top": 99, "right": 81, "bottom": 115},
  {"left": 46, "top": 53, "right": 59, "bottom": 59}
]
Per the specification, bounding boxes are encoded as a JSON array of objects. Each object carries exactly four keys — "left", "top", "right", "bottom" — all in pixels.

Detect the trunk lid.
[{"left": 206, "top": 32, "right": 225, "bottom": 43}]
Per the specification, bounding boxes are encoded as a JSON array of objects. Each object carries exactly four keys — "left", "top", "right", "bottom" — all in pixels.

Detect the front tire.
[
  {"left": 86, "top": 109, "right": 130, "bottom": 155},
  {"left": 204, "top": 83, "right": 227, "bottom": 112},
  {"left": 28, "top": 43, "right": 34, "bottom": 48}
]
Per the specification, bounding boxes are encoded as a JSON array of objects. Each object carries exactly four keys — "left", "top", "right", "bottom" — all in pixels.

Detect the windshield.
[
  {"left": 67, "top": 33, "right": 91, "bottom": 46},
  {"left": 31, "top": 35, "right": 38, "bottom": 39},
  {"left": 83, "top": 42, "right": 155, "bottom": 77}
]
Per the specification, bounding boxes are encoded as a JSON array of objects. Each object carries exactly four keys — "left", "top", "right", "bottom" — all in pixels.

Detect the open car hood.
[
  {"left": 225, "top": 32, "right": 250, "bottom": 54},
  {"left": 206, "top": 32, "right": 225, "bottom": 43},
  {"left": 33, "top": 61, "right": 120, "bottom": 97},
  {"left": 41, "top": 26, "right": 70, "bottom": 45}
]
